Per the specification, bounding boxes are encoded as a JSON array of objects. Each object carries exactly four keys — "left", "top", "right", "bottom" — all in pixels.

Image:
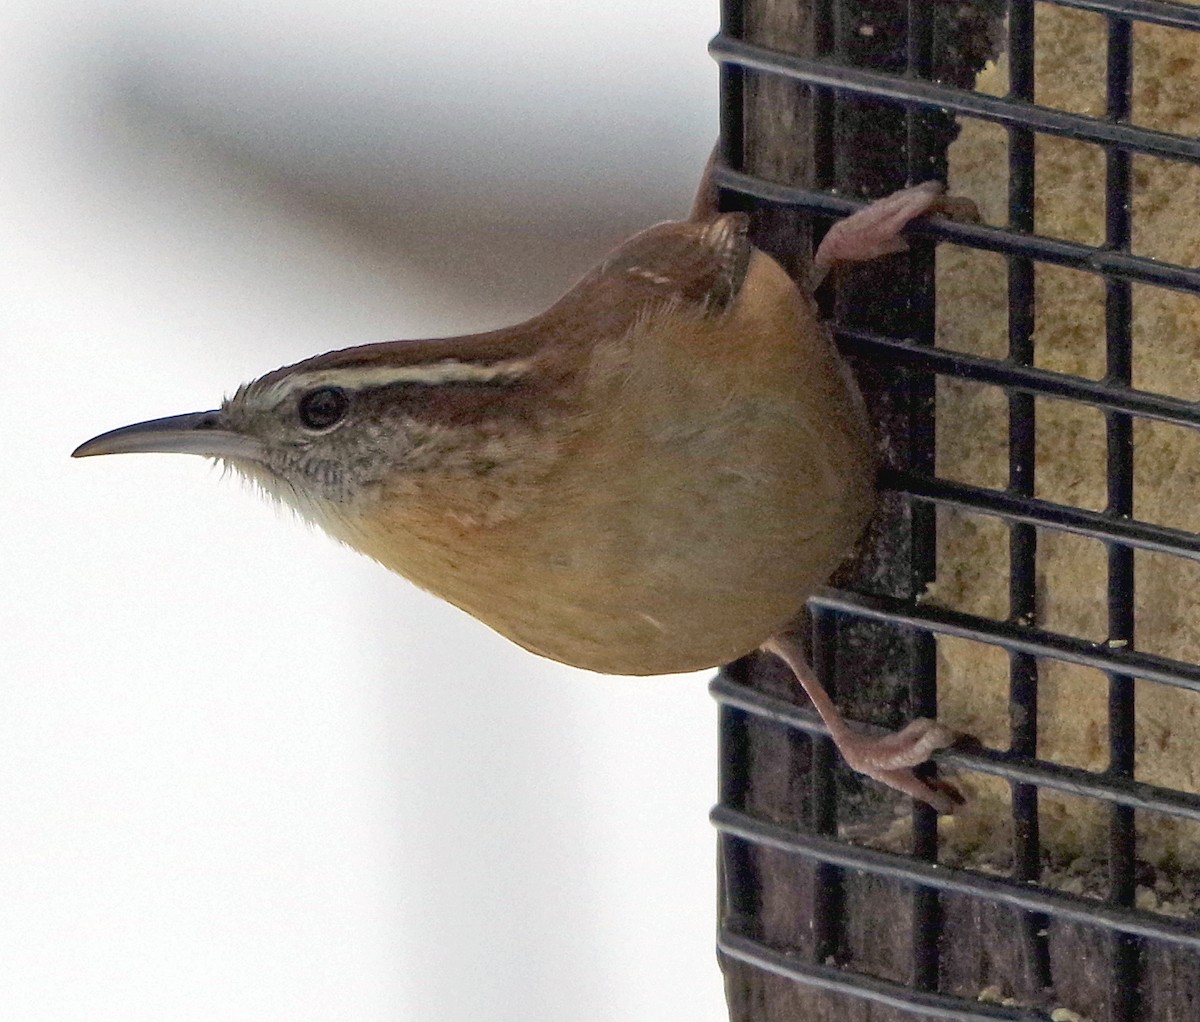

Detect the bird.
[{"left": 74, "top": 149, "right": 977, "bottom": 813}]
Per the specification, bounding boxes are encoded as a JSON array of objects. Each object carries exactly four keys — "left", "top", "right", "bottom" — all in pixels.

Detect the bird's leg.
[
  {"left": 810, "top": 181, "right": 980, "bottom": 289},
  {"left": 762, "top": 633, "right": 963, "bottom": 814},
  {"left": 689, "top": 148, "right": 979, "bottom": 274},
  {"left": 689, "top": 144, "right": 722, "bottom": 222}
]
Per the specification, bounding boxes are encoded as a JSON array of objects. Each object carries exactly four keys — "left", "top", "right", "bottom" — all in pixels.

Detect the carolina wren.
[{"left": 74, "top": 150, "right": 976, "bottom": 813}]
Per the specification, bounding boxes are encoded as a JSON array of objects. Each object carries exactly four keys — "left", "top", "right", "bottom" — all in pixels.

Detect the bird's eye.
[{"left": 298, "top": 387, "right": 349, "bottom": 430}]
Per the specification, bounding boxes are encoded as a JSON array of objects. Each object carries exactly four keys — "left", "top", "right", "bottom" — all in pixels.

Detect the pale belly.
[
  {"left": 342, "top": 252, "right": 877, "bottom": 676},
  {"left": 500, "top": 477, "right": 872, "bottom": 673},
  {"left": 432, "top": 391, "right": 876, "bottom": 676}
]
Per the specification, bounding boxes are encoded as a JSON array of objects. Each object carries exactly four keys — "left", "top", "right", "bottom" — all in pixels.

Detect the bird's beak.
[{"left": 72, "top": 411, "right": 265, "bottom": 461}]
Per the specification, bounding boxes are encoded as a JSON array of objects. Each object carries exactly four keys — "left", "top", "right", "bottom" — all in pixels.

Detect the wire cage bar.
[{"left": 711, "top": 1, "right": 1200, "bottom": 1019}]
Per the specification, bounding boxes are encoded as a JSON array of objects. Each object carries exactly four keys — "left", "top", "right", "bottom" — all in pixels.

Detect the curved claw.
[
  {"left": 928, "top": 194, "right": 982, "bottom": 224},
  {"left": 865, "top": 766, "right": 964, "bottom": 816},
  {"left": 838, "top": 717, "right": 965, "bottom": 815}
]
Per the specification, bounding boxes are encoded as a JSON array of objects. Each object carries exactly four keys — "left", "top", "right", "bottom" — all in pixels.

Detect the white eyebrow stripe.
[{"left": 261, "top": 358, "right": 532, "bottom": 404}]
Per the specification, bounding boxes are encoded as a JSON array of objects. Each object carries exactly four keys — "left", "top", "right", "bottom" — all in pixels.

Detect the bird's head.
[{"left": 73, "top": 339, "right": 564, "bottom": 536}]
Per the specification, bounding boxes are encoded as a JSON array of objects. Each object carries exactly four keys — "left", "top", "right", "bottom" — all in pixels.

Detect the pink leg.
[
  {"left": 811, "top": 181, "right": 979, "bottom": 288},
  {"left": 763, "top": 633, "right": 963, "bottom": 814},
  {"left": 689, "top": 144, "right": 721, "bottom": 222}
]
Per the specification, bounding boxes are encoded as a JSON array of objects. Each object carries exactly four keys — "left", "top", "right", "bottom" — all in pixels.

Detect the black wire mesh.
[{"left": 711, "top": 1, "right": 1200, "bottom": 1019}]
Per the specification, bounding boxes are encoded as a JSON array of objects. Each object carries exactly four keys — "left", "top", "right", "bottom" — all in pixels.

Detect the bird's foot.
[
  {"left": 812, "top": 181, "right": 980, "bottom": 284},
  {"left": 834, "top": 716, "right": 965, "bottom": 815},
  {"left": 763, "top": 633, "right": 966, "bottom": 814}
]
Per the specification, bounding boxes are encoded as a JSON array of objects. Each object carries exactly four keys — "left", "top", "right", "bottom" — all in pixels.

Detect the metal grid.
[{"left": 710, "top": 0, "right": 1200, "bottom": 1018}]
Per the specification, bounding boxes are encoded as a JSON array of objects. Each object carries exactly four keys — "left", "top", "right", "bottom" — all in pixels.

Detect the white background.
[{"left": 1, "top": 2, "right": 727, "bottom": 1020}]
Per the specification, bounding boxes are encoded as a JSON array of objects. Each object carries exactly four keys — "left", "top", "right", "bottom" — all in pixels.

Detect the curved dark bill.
[{"left": 72, "top": 411, "right": 264, "bottom": 460}]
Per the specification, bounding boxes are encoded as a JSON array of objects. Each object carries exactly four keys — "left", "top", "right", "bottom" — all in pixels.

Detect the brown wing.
[{"left": 542, "top": 214, "right": 753, "bottom": 340}]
